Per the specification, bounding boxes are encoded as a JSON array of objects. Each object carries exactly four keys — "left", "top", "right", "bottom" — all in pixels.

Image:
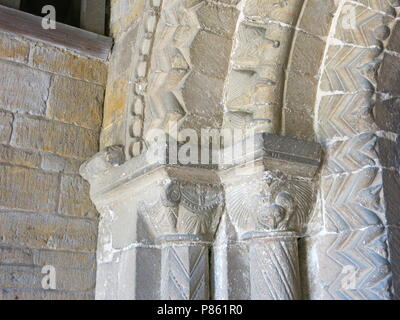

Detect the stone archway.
[{"left": 82, "top": 0, "right": 400, "bottom": 300}]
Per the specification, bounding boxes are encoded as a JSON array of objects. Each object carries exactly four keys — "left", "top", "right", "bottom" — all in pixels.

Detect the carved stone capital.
[
  {"left": 81, "top": 148, "right": 223, "bottom": 300},
  {"left": 81, "top": 134, "right": 321, "bottom": 300},
  {"left": 81, "top": 147, "right": 223, "bottom": 244},
  {"left": 141, "top": 178, "right": 224, "bottom": 242},
  {"left": 220, "top": 134, "right": 322, "bottom": 239}
]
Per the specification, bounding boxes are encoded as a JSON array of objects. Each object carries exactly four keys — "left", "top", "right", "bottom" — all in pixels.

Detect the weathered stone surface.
[
  {"left": 377, "top": 53, "right": 400, "bottom": 96},
  {"left": 0, "top": 245, "right": 95, "bottom": 270},
  {"left": 375, "top": 97, "right": 400, "bottom": 134},
  {"left": 321, "top": 46, "right": 381, "bottom": 93},
  {"left": 47, "top": 76, "right": 104, "bottom": 130},
  {"left": 31, "top": 45, "right": 107, "bottom": 85},
  {"left": 0, "top": 144, "right": 40, "bottom": 168},
  {"left": 222, "top": 18, "right": 294, "bottom": 133},
  {"left": 3, "top": 0, "right": 400, "bottom": 301},
  {"left": 110, "top": 0, "right": 144, "bottom": 37},
  {"left": 0, "top": 0, "right": 21, "bottom": 9},
  {"left": 309, "top": 227, "right": 393, "bottom": 300},
  {"left": 233, "top": 22, "right": 293, "bottom": 69},
  {"left": 108, "top": 25, "right": 138, "bottom": 82},
  {"left": 290, "top": 32, "right": 325, "bottom": 76},
  {"left": 0, "top": 245, "right": 32, "bottom": 266},
  {"left": 79, "top": 145, "right": 125, "bottom": 181},
  {"left": 0, "top": 265, "right": 95, "bottom": 292},
  {"left": 387, "top": 21, "right": 400, "bottom": 54},
  {"left": 0, "top": 61, "right": 50, "bottom": 115},
  {"left": 191, "top": 31, "right": 232, "bottom": 79},
  {"left": 161, "top": 244, "right": 209, "bottom": 300},
  {"left": 212, "top": 243, "right": 250, "bottom": 300},
  {"left": 96, "top": 247, "right": 161, "bottom": 300},
  {"left": 196, "top": 2, "right": 239, "bottom": 39},
  {"left": 0, "top": 33, "right": 29, "bottom": 63},
  {"left": 321, "top": 168, "right": 385, "bottom": 232},
  {"left": 11, "top": 115, "right": 99, "bottom": 159},
  {"left": 354, "top": 0, "right": 398, "bottom": 16},
  {"left": 317, "top": 93, "right": 377, "bottom": 141},
  {"left": 0, "top": 211, "right": 97, "bottom": 252},
  {"left": 335, "top": 4, "right": 393, "bottom": 47},
  {"left": 59, "top": 175, "right": 98, "bottom": 219},
  {"left": 32, "top": 249, "right": 96, "bottom": 270},
  {"left": 0, "top": 288, "right": 94, "bottom": 300},
  {"left": 321, "top": 155, "right": 400, "bottom": 232},
  {"left": 0, "top": 242, "right": 95, "bottom": 299},
  {"left": 298, "top": 0, "right": 337, "bottom": 36},
  {"left": 310, "top": 4, "right": 400, "bottom": 301},
  {"left": 0, "top": 245, "right": 96, "bottom": 300},
  {"left": 283, "top": 105, "right": 315, "bottom": 141},
  {"left": 323, "top": 134, "right": 400, "bottom": 175},
  {"left": 100, "top": 116, "right": 126, "bottom": 149},
  {"left": 283, "top": 70, "right": 318, "bottom": 140},
  {"left": 248, "top": 236, "right": 301, "bottom": 300},
  {"left": 182, "top": 71, "right": 224, "bottom": 121},
  {"left": 0, "top": 110, "right": 13, "bottom": 144},
  {"left": 140, "top": 0, "right": 234, "bottom": 142},
  {"left": 102, "top": 23, "right": 137, "bottom": 131},
  {"left": 103, "top": 77, "right": 128, "bottom": 128},
  {"left": 0, "top": 14, "right": 106, "bottom": 300},
  {"left": 243, "top": 0, "right": 303, "bottom": 26},
  {"left": 41, "top": 153, "right": 83, "bottom": 174},
  {"left": 82, "top": 0, "right": 400, "bottom": 301},
  {"left": 0, "top": 165, "right": 59, "bottom": 213},
  {"left": 84, "top": 130, "right": 320, "bottom": 299}
]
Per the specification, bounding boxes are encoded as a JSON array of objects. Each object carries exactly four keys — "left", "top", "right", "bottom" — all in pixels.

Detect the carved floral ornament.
[
  {"left": 226, "top": 170, "right": 315, "bottom": 238},
  {"left": 139, "top": 180, "right": 224, "bottom": 241},
  {"left": 135, "top": 169, "right": 316, "bottom": 243}
]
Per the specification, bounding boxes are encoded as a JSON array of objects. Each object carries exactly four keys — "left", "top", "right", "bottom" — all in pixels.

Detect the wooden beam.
[
  {"left": 0, "top": 0, "right": 20, "bottom": 10},
  {"left": 80, "top": 0, "right": 106, "bottom": 35},
  {"left": 0, "top": 4, "right": 112, "bottom": 60}
]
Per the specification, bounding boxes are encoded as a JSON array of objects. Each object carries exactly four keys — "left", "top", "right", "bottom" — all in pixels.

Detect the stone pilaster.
[
  {"left": 161, "top": 242, "right": 209, "bottom": 300},
  {"left": 247, "top": 233, "right": 300, "bottom": 300},
  {"left": 217, "top": 134, "right": 322, "bottom": 300},
  {"left": 80, "top": 144, "right": 223, "bottom": 300}
]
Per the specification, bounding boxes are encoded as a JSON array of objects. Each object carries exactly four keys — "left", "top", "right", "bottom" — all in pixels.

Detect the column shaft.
[
  {"left": 161, "top": 243, "right": 210, "bottom": 300},
  {"left": 249, "top": 236, "right": 301, "bottom": 300}
]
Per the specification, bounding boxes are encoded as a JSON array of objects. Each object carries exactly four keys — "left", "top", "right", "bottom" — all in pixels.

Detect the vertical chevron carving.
[
  {"left": 317, "top": 93, "right": 378, "bottom": 141},
  {"left": 318, "top": 227, "right": 392, "bottom": 300},
  {"left": 354, "top": 0, "right": 399, "bottom": 16},
  {"left": 322, "top": 168, "right": 386, "bottom": 232},
  {"left": 335, "top": 5, "right": 393, "bottom": 47},
  {"left": 321, "top": 45, "right": 382, "bottom": 93},
  {"left": 323, "top": 133, "right": 381, "bottom": 175},
  {"left": 314, "top": 0, "right": 400, "bottom": 299},
  {"left": 161, "top": 245, "right": 209, "bottom": 300}
]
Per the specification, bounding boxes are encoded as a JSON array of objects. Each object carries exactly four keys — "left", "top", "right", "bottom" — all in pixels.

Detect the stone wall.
[{"left": 0, "top": 31, "right": 107, "bottom": 299}]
